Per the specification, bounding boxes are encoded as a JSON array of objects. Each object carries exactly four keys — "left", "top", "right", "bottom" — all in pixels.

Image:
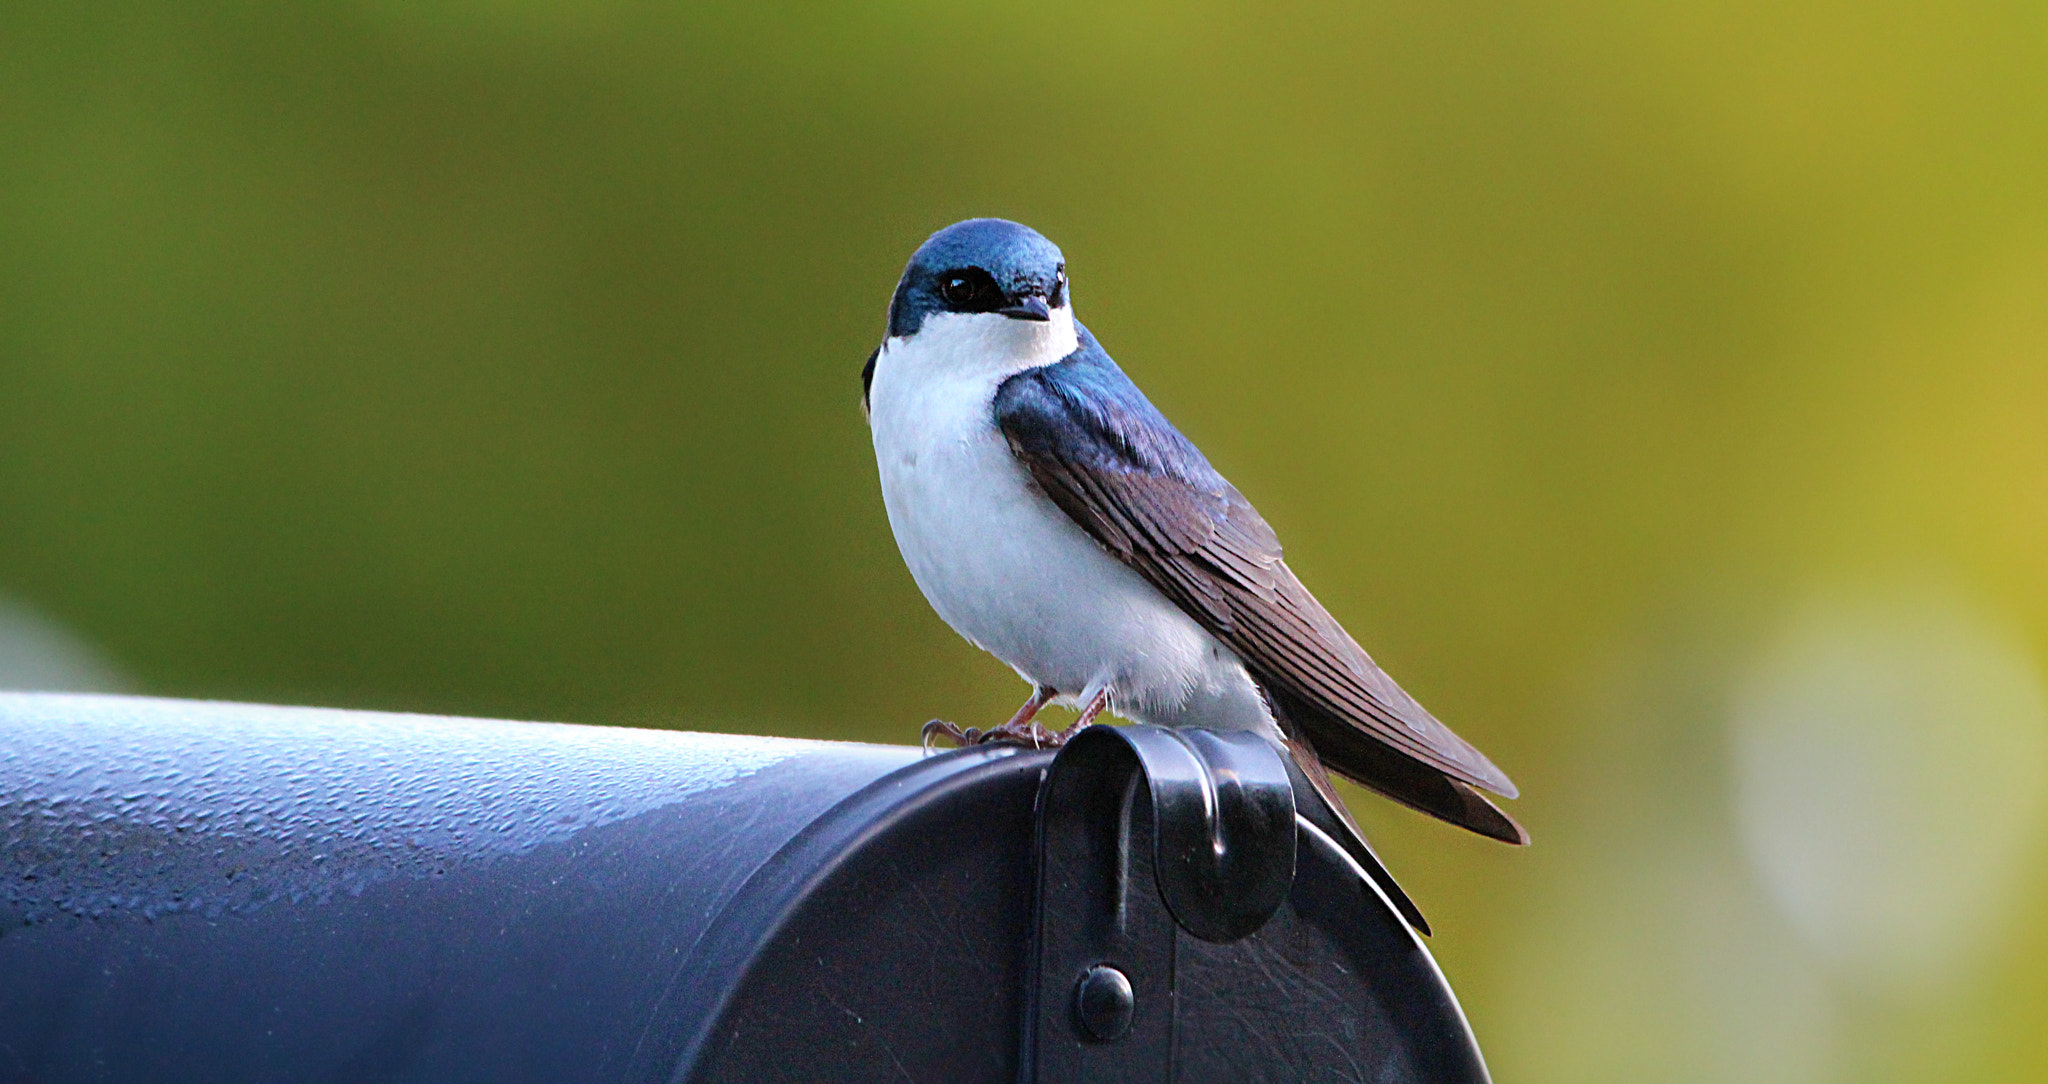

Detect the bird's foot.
[
  {"left": 921, "top": 719, "right": 983, "bottom": 752},
  {"left": 920, "top": 717, "right": 1091, "bottom": 753},
  {"left": 973, "top": 718, "right": 1063, "bottom": 750},
  {"left": 923, "top": 684, "right": 1065, "bottom": 753}
]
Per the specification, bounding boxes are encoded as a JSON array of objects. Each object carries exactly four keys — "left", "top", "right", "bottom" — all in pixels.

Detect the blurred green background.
[{"left": 5, "top": 1, "right": 2047, "bottom": 1079}]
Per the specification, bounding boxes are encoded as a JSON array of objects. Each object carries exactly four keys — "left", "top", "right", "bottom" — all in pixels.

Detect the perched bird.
[{"left": 862, "top": 220, "right": 1525, "bottom": 922}]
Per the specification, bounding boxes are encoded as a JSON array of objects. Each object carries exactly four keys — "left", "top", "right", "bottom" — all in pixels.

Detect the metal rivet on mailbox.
[{"left": 1073, "top": 964, "right": 1135, "bottom": 1042}]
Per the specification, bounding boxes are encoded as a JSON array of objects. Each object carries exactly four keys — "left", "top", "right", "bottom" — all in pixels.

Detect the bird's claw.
[
  {"left": 921, "top": 717, "right": 1087, "bottom": 754},
  {"left": 977, "top": 719, "right": 1058, "bottom": 749},
  {"left": 921, "top": 719, "right": 981, "bottom": 753}
]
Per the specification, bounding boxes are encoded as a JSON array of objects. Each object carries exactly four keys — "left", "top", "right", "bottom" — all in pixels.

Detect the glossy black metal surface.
[
  {"left": 0, "top": 694, "right": 1491, "bottom": 1083},
  {"left": 665, "top": 739, "right": 1046, "bottom": 1083},
  {"left": 1026, "top": 724, "right": 1492, "bottom": 1084},
  {"left": 1099, "top": 727, "right": 1298, "bottom": 943},
  {"left": 0, "top": 693, "right": 923, "bottom": 1083}
]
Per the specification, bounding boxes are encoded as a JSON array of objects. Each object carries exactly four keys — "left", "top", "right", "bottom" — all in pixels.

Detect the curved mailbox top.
[
  {"left": 0, "top": 693, "right": 918, "bottom": 1083},
  {"left": 0, "top": 692, "right": 1490, "bottom": 1083},
  {"left": 1, "top": 693, "right": 917, "bottom": 926}
]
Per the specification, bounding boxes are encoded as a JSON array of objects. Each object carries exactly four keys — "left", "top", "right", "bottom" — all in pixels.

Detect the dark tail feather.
[
  {"left": 1346, "top": 747, "right": 1528, "bottom": 846},
  {"left": 1279, "top": 731, "right": 1433, "bottom": 935},
  {"left": 1439, "top": 780, "right": 1529, "bottom": 846},
  {"left": 1272, "top": 688, "right": 1530, "bottom": 846}
]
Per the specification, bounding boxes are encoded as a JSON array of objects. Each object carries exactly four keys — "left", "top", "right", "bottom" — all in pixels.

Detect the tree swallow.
[{"left": 862, "top": 219, "right": 1526, "bottom": 885}]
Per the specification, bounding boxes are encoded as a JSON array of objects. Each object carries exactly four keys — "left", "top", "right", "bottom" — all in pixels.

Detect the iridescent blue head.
[{"left": 886, "top": 218, "right": 1069, "bottom": 339}]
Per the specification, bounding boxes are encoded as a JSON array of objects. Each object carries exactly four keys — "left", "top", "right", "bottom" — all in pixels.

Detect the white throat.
[{"left": 876, "top": 307, "right": 1079, "bottom": 388}]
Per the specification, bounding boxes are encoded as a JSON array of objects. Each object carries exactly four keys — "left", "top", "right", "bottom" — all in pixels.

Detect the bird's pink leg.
[
  {"left": 923, "top": 685, "right": 1057, "bottom": 751},
  {"left": 968, "top": 684, "right": 1062, "bottom": 748},
  {"left": 1043, "top": 688, "right": 1111, "bottom": 745}
]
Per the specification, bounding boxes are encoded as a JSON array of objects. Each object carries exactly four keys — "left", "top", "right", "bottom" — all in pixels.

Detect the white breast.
[{"left": 866, "top": 311, "right": 1276, "bottom": 733}]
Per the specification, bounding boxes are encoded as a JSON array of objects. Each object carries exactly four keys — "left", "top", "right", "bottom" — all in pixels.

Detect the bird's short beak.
[{"left": 998, "top": 295, "right": 1052, "bottom": 322}]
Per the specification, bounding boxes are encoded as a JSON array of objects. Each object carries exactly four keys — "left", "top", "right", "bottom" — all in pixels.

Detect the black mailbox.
[{"left": 0, "top": 693, "right": 1491, "bottom": 1083}]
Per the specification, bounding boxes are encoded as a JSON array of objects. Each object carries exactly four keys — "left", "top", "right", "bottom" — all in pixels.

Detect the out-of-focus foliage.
[{"left": 4, "top": 2, "right": 2046, "bottom": 1079}]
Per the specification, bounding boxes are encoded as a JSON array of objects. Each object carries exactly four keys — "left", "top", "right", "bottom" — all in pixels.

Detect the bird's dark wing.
[
  {"left": 993, "top": 328, "right": 1525, "bottom": 844},
  {"left": 860, "top": 346, "right": 879, "bottom": 419}
]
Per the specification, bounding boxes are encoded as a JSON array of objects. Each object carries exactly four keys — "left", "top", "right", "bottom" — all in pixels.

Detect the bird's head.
[{"left": 886, "top": 219, "right": 1073, "bottom": 351}]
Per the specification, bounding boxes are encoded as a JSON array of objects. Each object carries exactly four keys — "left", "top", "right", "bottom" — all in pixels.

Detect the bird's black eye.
[
  {"left": 939, "top": 268, "right": 1000, "bottom": 311},
  {"left": 1049, "top": 264, "right": 1067, "bottom": 308}
]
